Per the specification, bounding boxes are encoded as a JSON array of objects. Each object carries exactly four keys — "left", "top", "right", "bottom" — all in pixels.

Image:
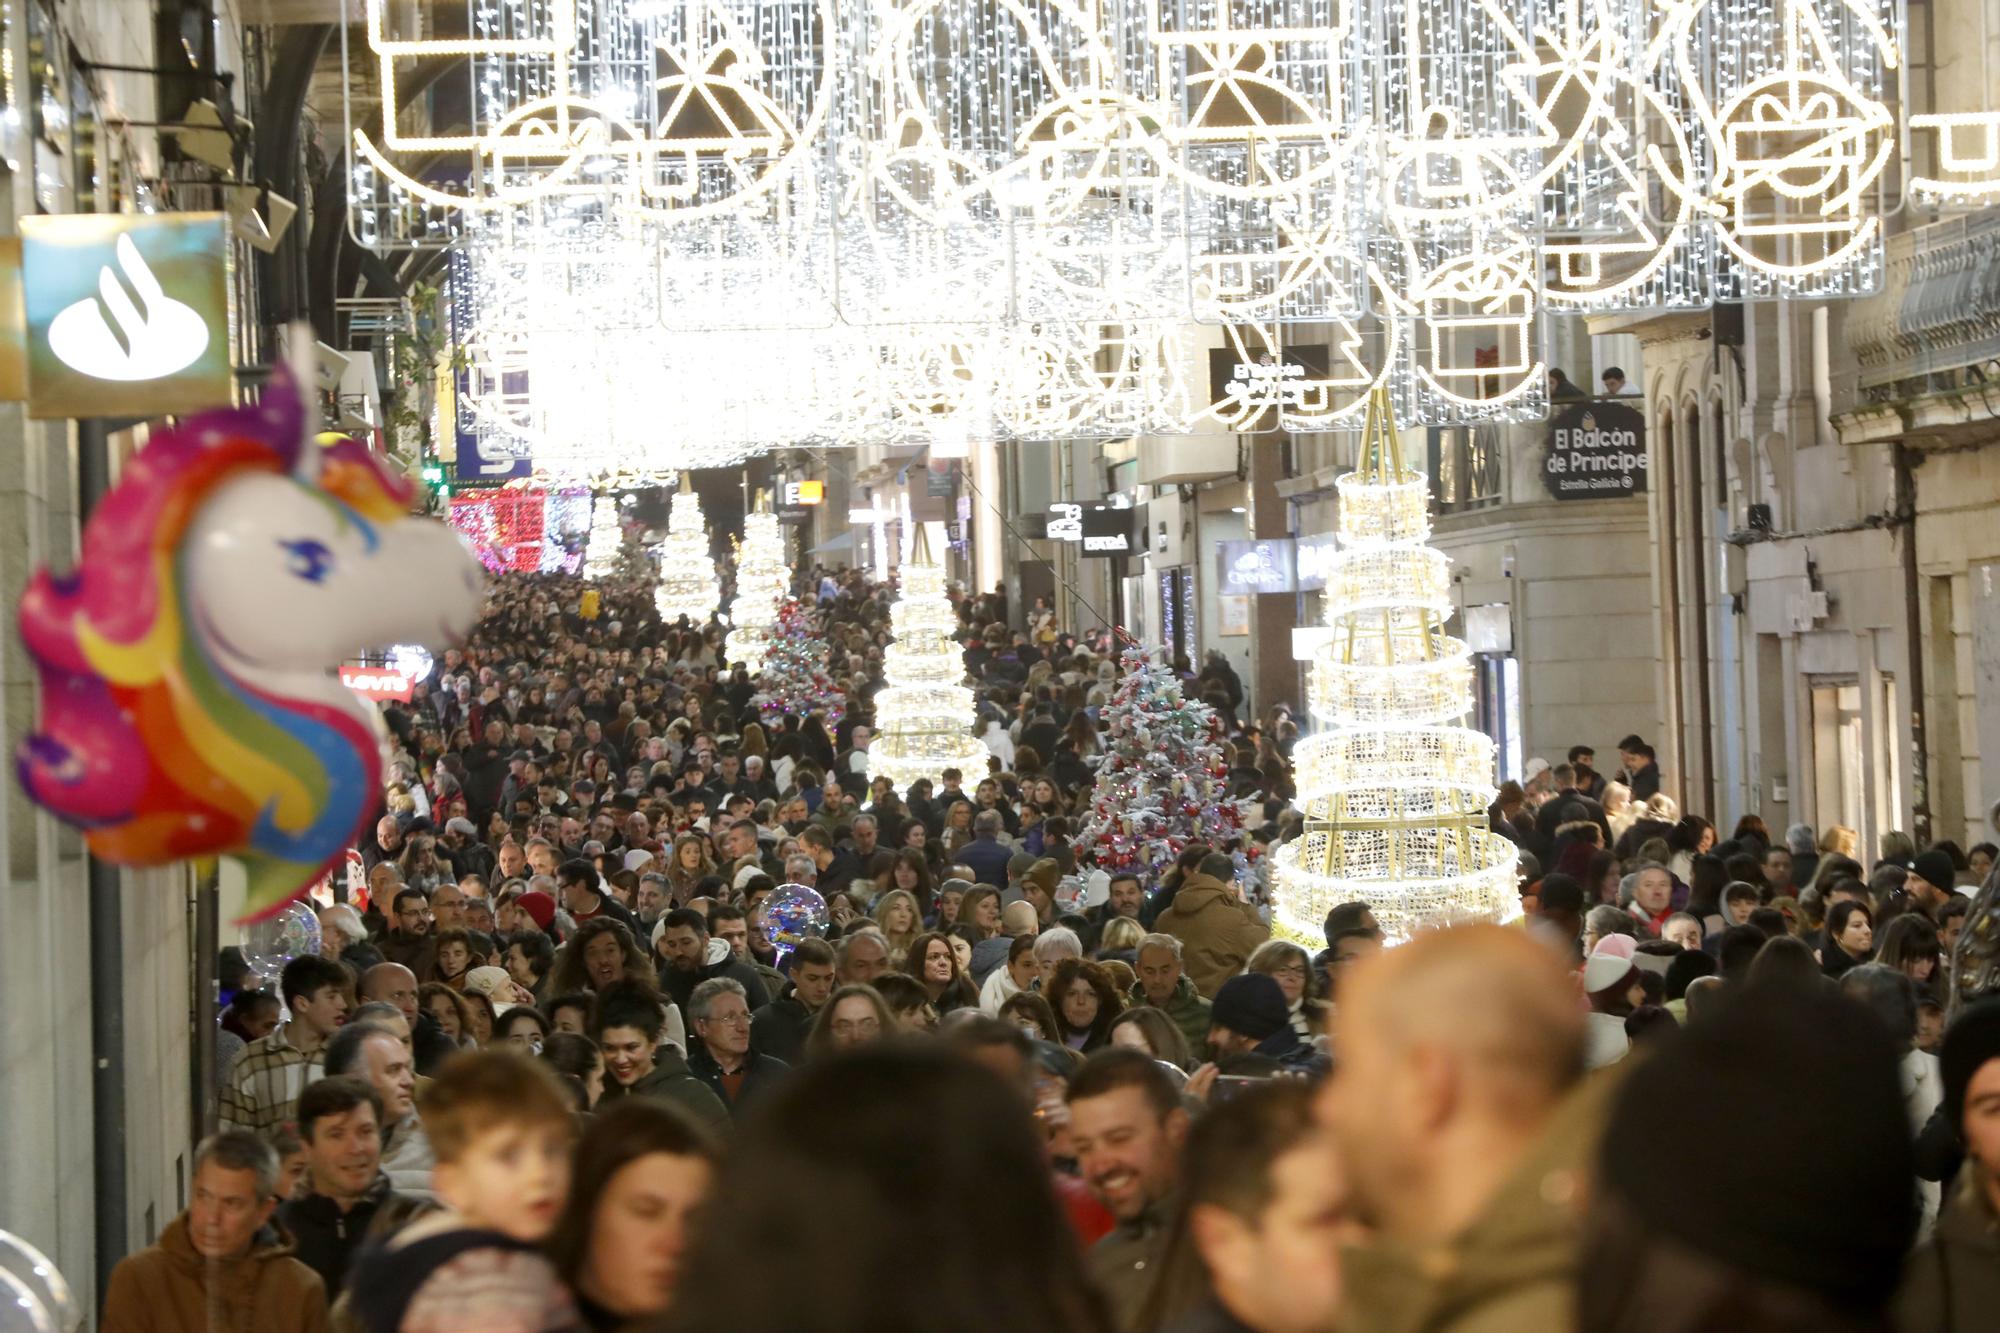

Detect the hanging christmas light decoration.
[
  {"left": 725, "top": 509, "right": 790, "bottom": 674},
  {"left": 1273, "top": 387, "right": 1518, "bottom": 946},
  {"left": 864, "top": 539, "right": 990, "bottom": 795},
  {"left": 345, "top": 0, "right": 1996, "bottom": 431},
  {"left": 654, "top": 480, "right": 721, "bottom": 623}
]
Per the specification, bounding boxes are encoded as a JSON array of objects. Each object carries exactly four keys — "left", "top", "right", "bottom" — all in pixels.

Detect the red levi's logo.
[{"left": 339, "top": 665, "right": 413, "bottom": 702}]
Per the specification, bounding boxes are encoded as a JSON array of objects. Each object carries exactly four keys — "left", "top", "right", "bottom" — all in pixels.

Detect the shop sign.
[
  {"left": 1544, "top": 399, "right": 1648, "bottom": 499},
  {"left": 1080, "top": 506, "right": 1134, "bottom": 555},
  {"left": 339, "top": 664, "right": 414, "bottom": 702},
  {"left": 1295, "top": 534, "right": 1339, "bottom": 590},
  {"left": 1216, "top": 538, "right": 1297, "bottom": 593},
  {"left": 778, "top": 479, "right": 824, "bottom": 524},
  {"left": 20, "top": 213, "right": 234, "bottom": 419}
]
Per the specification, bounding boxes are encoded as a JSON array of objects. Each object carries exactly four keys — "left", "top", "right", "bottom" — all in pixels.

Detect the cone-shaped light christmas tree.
[
  {"left": 583, "top": 495, "right": 622, "bottom": 581},
  {"left": 1273, "top": 388, "right": 1518, "bottom": 945},
  {"left": 655, "top": 478, "right": 720, "bottom": 623},
  {"left": 865, "top": 534, "right": 989, "bottom": 795},
  {"left": 726, "top": 509, "right": 789, "bottom": 674}
]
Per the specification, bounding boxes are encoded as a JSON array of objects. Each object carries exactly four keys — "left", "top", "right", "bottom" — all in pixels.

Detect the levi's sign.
[
  {"left": 340, "top": 665, "right": 415, "bottom": 702},
  {"left": 1544, "top": 400, "right": 1648, "bottom": 499}
]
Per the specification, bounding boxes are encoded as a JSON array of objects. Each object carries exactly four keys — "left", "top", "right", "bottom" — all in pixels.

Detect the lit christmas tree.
[
  {"left": 726, "top": 509, "right": 789, "bottom": 674},
  {"left": 1079, "top": 642, "right": 1242, "bottom": 881},
  {"left": 865, "top": 542, "right": 988, "bottom": 795},
  {"left": 582, "top": 494, "right": 623, "bottom": 581},
  {"left": 655, "top": 481, "right": 720, "bottom": 623},
  {"left": 754, "top": 599, "right": 845, "bottom": 727},
  {"left": 1273, "top": 387, "right": 1517, "bottom": 946}
]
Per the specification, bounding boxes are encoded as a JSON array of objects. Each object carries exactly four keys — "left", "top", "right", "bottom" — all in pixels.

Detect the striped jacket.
[{"left": 219, "top": 1024, "right": 325, "bottom": 1137}]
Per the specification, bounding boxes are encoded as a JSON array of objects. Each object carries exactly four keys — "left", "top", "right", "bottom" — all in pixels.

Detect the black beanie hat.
[
  {"left": 1663, "top": 948, "right": 1718, "bottom": 1001},
  {"left": 1211, "top": 973, "right": 1290, "bottom": 1042},
  {"left": 1941, "top": 999, "right": 2000, "bottom": 1133},
  {"left": 1912, "top": 849, "right": 1957, "bottom": 894},
  {"left": 1599, "top": 981, "right": 1916, "bottom": 1310}
]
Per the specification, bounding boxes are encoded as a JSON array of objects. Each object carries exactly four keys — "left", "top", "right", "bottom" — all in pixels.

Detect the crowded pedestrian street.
[{"left": 5, "top": 0, "right": 2000, "bottom": 1329}]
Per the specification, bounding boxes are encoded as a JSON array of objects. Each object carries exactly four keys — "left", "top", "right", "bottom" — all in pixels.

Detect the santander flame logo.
[{"left": 46, "top": 234, "right": 210, "bottom": 382}]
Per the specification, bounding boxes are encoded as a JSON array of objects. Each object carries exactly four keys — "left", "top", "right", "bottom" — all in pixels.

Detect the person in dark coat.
[
  {"left": 1204, "top": 974, "right": 1327, "bottom": 1075},
  {"left": 1897, "top": 999, "right": 2000, "bottom": 1332},
  {"left": 750, "top": 939, "right": 836, "bottom": 1064},
  {"left": 654, "top": 908, "right": 771, "bottom": 1014},
  {"left": 686, "top": 978, "right": 790, "bottom": 1118},
  {"left": 593, "top": 980, "right": 732, "bottom": 1135},
  {"left": 958, "top": 810, "right": 1015, "bottom": 888},
  {"left": 280, "top": 1077, "right": 404, "bottom": 1299}
]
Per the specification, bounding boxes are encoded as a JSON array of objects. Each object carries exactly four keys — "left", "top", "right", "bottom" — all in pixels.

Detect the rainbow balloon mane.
[{"left": 15, "top": 377, "right": 417, "bottom": 918}]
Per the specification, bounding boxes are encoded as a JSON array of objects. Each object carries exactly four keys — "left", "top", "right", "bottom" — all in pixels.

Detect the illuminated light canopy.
[
  {"left": 1274, "top": 387, "right": 1518, "bottom": 947},
  {"left": 347, "top": 0, "right": 1997, "bottom": 431},
  {"left": 725, "top": 509, "right": 790, "bottom": 674},
  {"left": 654, "top": 482, "right": 721, "bottom": 623},
  {"left": 864, "top": 548, "right": 991, "bottom": 795}
]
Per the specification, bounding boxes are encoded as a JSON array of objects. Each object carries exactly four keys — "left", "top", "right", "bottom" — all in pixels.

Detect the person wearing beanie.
[
  {"left": 1583, "top": 935, "right": 1643, "bottom": 1069},
  {"left": 515, "top": 889, "right": 559, "bottom": 934},
  {"left": 1897, "top": 999, "right": 2000, "bottom": 1331},
  {"left": 1909, "top": 849, "right": 1961, "bottom": 917},
  {"left": 1581, "top": 981, "right": 1916, "bottom": 1330},
  {"left": 1662, "top": 948, "right": 1717, "bottom": 1023},
  {"left": 1205, "top": 973, "right": 1319, "bottom": 1071}
]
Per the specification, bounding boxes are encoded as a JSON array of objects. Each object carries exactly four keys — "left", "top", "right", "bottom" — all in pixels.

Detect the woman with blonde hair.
[
  {"left": 1096, "top": 916, "right": 1146, "bottom": 962},
  {"left": 871, "top": 889, "right": 924, "bottom": 966},
  {"left": 666, "top": 832, "right": 716, "bottom": 905},
  {"left": 738, "top": 720, "right": 768, "bottom": 758},
  {"left": 1603, "top": 781, "right": 1637, "bottom": 842},
  {"left": 1820, "top": 825, "right": 1859, "bottom": 859}
]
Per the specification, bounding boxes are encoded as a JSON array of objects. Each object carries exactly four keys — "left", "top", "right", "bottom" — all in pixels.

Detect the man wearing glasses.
[{"left": 687, "top": 978, "right": 791, "bottom": 1118}]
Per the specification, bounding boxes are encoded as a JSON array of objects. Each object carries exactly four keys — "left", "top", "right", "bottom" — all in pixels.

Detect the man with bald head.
[
  {"left": 359, "top": 963, "right": 455, "bottom": 1076},
  {"left": 1318, "top": 925, "right": 1603, "bottom": 1333}
]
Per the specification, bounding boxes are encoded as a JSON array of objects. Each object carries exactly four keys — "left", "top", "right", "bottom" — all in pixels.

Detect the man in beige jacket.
[{"left": 1153, "top": 851, "right": 1270, "bottom": 996}]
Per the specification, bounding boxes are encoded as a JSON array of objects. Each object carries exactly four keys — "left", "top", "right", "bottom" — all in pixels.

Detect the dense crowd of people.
[{"left": 117, "top": 560, "right": 2000, "bottom": 1333}]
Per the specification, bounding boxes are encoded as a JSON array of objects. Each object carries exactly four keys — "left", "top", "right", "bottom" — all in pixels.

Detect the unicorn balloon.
[{"left": 16, "top": 372, "right": 485, "bottom": 919}]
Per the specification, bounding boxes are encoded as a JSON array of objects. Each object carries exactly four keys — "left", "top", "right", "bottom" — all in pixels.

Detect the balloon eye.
[{"left": 280, "top": 538, "right": 335, "bottom": 583}]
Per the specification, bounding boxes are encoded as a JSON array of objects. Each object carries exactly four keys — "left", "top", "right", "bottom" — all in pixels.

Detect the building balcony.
[{"left": 1846, "top": 207, "right": 2000, "bottom": 430}]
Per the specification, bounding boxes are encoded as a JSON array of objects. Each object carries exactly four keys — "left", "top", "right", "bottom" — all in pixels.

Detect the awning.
[{"left": 806, "top": 531, "right": 856, "bottom": 555}]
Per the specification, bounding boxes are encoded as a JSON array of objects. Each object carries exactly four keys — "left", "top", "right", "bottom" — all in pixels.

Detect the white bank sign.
[{"left": 1543, "top": 400, "right": 1648, "bottom": 500}]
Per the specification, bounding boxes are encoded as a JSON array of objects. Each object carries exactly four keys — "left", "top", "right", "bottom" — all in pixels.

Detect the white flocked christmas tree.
[
  {"left": 654, "top": 480, "right": 720, "bottom": 623},
  {"left": 726, "top": 509, "right": 789, "bottom": 675},
  {"left": 1079, "top": 642, "right": 1243, "bottom": 882},
  {"left": 865, "top": 536, "right": 989, "bottom": 795},
  {"left": 1273, "top": 387, "right": 1518, "bottom": 946},
  {"left": 583, "top": 494, "right": 623, "bottom": 581}
]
